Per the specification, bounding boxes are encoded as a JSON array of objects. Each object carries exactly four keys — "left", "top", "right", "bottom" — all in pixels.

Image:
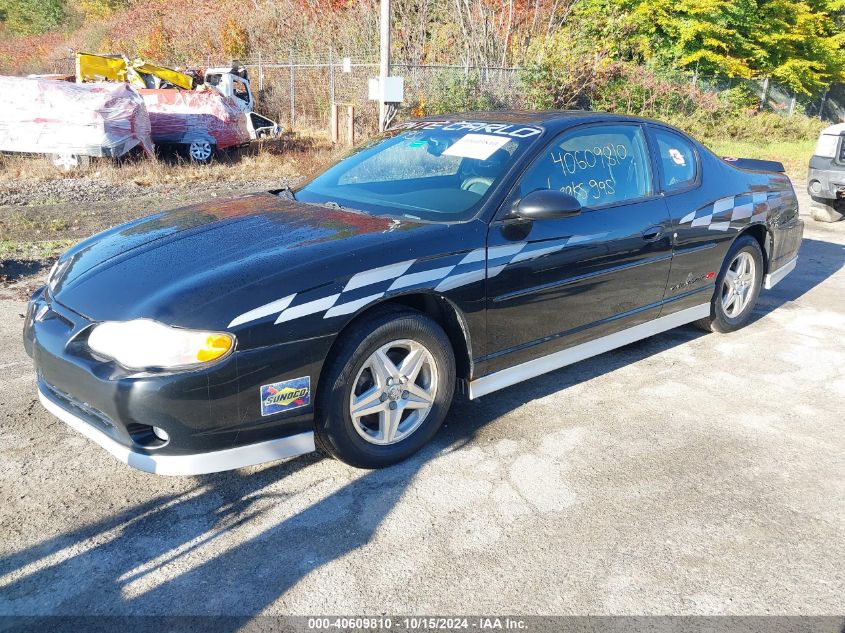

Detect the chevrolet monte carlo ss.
[{"left": 24, "top": 111, "right": 803, "bottom": 474}]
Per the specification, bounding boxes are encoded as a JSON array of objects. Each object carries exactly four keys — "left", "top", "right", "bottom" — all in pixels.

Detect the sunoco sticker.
[{"left": 260, "top": 376, "right": 311, "bottom": 416}]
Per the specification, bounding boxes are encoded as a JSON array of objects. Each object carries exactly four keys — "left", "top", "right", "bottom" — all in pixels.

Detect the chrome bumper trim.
[
  {"left": 468, "top": 303, "right": 710, "bottom": 399},
  {"left": 38, "top": 388, "right": 315, "bottom": 476},
  {"left": 763, "top": 256, "right": 797, "bottom": 290}
]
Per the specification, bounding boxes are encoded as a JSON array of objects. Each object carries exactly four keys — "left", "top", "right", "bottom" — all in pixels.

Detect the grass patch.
[
  {"left": 702, "top": 138, "right": 815, "bottom": 183},
  {"left": 0, "top": 136, "right": 343, "bottom": 187},
  {"left": 0, "top": 239, "right": 77, "bottom": 260}
]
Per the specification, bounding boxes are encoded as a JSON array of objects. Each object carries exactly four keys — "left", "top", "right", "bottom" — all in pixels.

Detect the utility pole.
[{"left": 378, "top": 0, "right": 390, "bottom": 132}]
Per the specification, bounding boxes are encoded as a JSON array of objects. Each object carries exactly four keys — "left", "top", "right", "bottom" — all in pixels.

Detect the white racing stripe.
[
  {"left": 228, "top": 294, "right": 296, "bottom": 328},
  {"left": 230, "top": 232, "right": 648, "bottom": 327},
  {"left": 459, "top": 248, "right": 487, "bottom": 264},
  {"left": 275, "top": 294, "right": 341, "bottom": 324},
  {"left": 388, "top": 265, "right": 456, "bottom": 291},
  {"left": 691, "top": 213, "right": 713, "bottom": 228},
  {"left": 434, "top": 269, "right": 486, "bottom": 292},
  {"left": 344, "top": 259, "right": 415, "bottom": 292},
  {"left": 324, "top": 293, "right": 384, "bottom": 318},
  {"left": 713, "top": 196, "right": 735, "bottom": 214}
]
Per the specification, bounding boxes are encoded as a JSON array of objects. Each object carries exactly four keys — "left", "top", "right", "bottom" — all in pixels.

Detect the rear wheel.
[
  {"left": 48, "top": 153, "right": 90, "bottom": 172},
  {"left": 188, "top": 141, "right": 214, "bottom": 163},
  {"left": 695, "top": 235, "right": 764, "bottom": 333},
  {"left": 809, "top": 196, "right": 844, "bottom": 223},
  {"left": 316, "top": 308, "right": 455, "bottom": 468}
]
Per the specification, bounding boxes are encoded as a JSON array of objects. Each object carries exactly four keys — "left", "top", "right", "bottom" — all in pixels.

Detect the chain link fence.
[
  {"left": 240, "top": 56, "right": 845, "bottom": 140},
  {"left": 51, "top": 52, "right": 845, "bottom": 142},
  {"left": 236, "top": 56, "right": 525, "bottom": 141},
  {"left": 693, "top": 73, "right": 844, "bottom": 120}
]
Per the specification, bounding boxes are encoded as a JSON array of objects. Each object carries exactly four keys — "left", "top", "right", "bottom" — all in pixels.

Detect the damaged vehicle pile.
[{"left": 0, "top": 52, "right": 280, "bottom": 170}]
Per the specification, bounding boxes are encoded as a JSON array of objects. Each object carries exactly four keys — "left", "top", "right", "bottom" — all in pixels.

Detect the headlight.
[
  {"left": 46, "top": 257, "right": 71, "bottom": 292},
  {"left": 87, "top": 319, "right": 235, "bottom": 370},
  {"left": 45, "top": 260, "right": 60, "bottom": 285}
]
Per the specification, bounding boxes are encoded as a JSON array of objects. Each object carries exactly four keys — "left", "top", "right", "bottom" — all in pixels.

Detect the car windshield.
[{"left": 294, "top": 121, "right": 543, "bottom": 222}]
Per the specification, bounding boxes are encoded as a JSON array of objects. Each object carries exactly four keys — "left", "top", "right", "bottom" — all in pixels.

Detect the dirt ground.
[
  {"left": 0, "top": 170, "right": 294, "bottom": 297},
  {"left": 0, "top": 175, "right": 842, "bottom": 618}
]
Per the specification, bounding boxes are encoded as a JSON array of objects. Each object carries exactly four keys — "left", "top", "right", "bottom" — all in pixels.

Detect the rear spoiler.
[{"left": 722, "top": 156, "right": 785, "bottom": 173}]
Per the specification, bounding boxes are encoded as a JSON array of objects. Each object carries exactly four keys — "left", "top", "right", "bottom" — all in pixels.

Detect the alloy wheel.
[
  {"left": 349, "top": 339, "right": 438, "bottom": 445},
  {"left": 721, "top": 251, "right": 756, "bottom": 318}
]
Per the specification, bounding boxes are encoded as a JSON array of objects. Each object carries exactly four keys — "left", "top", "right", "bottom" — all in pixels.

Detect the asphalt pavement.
[{"left": 0, "top": 194, "right": 842, "bottom": 617}]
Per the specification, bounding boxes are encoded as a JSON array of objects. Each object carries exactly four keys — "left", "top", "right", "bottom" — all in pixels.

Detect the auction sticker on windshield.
[{"left": 443, "top": 134, "right": 511, "bottom": 160}]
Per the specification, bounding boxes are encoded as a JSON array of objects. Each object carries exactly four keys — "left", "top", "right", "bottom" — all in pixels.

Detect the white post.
[
  {"left": 329, "top": 48, "right": 336, "bottom": 122},
  {"left": 378, "top": 0, "right": 391, "bottom": 132},
  {"left": 759, "top": 76, "right": 769, "bottom": 111},
  {"left": 289, "top": 49, "right": 295, "bottom": 128}
]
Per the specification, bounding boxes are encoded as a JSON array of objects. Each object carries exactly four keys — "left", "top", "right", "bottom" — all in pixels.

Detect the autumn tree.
[{"left": 221, "top": 16, "right": 249, "bottom": 60}]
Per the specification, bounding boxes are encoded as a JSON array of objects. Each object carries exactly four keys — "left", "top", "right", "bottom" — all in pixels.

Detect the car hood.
[{"left": 51, "top": 192, "right": 438, "bottom": 327}]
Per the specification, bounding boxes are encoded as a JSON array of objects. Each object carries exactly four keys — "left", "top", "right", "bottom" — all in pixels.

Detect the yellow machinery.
[{"left": 76, "top": 52, "right": 194, "bottom": 90}]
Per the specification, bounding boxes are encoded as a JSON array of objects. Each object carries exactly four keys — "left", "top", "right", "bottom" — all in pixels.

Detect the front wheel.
[
  {"left": 695, "top": 235, "right": 764, "bottom": 333},
  {"left": 316, "top": 307, "right": 456, "bottom": 468}
]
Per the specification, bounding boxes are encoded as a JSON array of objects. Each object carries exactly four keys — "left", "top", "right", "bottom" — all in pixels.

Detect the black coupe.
[{"left": 24, "top": 111, "right": 803, "bottom": 473}]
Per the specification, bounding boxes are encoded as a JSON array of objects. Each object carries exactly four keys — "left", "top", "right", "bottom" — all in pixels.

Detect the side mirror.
[{"left": 515, "top": 189, "right": 582, "bottom": 220}]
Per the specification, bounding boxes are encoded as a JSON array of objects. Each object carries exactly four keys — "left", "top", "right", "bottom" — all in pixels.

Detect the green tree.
[
  {"left": 77, "top": 0, "right": 128, "bottom": 20},
  {"left": 755, "top": 0, "right": 845, "bottom": 94},
  {"left": 571, "top": 0, "right": 845, "bottom": 94},
  {"left": 628, "top": 0, "right": 760, "bottom": 77},
  {"left": 0, "top": 0, "right": 64, "bottom": 34}
]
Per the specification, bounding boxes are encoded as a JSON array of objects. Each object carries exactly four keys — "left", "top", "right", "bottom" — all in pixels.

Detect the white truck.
[{"left": 204, "top": 66, "right": 281, "bottom": 140}]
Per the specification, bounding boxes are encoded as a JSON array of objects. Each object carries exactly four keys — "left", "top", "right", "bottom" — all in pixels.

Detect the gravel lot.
[{"left": 0, "top": 187, "right": 842, "bottom": 617}]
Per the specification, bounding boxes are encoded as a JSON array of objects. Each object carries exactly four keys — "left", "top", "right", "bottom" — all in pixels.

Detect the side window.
[
  {"left": 233, "top": 80, "right": 249, "bottom": 103},
  {"left": 518, "top": 124, "right": 652, "bottom": 207},
  {"left": 653, "top": 129, "right": 697, "bottom": 191}
]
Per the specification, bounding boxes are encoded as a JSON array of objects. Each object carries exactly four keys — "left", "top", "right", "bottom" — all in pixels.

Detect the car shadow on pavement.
[
  {"left": 753, "top": 237, "right": 845, "bottom": 321},
  {"left": 5, "top": 239, "right": 840, "bottom": 621},
  {"left": 0, "top": 322, "right": 708, "bottom": 622},
  {"left": 0, "top": 259, "right": 49, "bottom": 285}
]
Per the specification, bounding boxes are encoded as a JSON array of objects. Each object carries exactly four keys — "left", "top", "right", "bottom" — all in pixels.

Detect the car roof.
[{"left": 414, "top": 110, "right": 659, "bottom": 130}]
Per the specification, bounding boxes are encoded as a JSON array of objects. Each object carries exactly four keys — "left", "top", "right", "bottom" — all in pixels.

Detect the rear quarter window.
[{"left": 653, "top": 129, "right": 697, "bottom": 192}]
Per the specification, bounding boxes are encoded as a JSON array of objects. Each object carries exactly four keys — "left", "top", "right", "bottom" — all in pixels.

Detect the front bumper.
[
  {"left": 38, "top": 386, "right": 314, "bottom": 475},
  {"left": 807, "top": 166, "right": 845, "bottom": 200},
  {"left": 24, "top": 287, "right": 324, "bottom": 475}
]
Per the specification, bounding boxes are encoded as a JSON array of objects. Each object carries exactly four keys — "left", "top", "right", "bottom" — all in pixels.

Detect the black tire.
[
  {"left": 315, "top": 306, "right": 456, "bottom": 468},
  {"left": 809, "top": 196, "right": 844, "bottom": 223},
  {"left": 695, "top": 235, "right": 764, "bottom": 333}
]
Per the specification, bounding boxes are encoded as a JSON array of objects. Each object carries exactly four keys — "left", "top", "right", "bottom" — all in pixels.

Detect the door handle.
[{"left": 641, "top": 225, "right": 665, "bottom": 242}]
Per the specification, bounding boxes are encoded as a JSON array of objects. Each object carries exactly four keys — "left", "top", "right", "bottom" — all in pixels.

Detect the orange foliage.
[{"left": 221, "top": 16, "right": 249, "bottom": 60}]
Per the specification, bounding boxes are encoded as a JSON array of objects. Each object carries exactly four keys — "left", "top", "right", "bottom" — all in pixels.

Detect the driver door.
[{"left": 483, "top": 123, "right": 673, "bottom": 372}]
